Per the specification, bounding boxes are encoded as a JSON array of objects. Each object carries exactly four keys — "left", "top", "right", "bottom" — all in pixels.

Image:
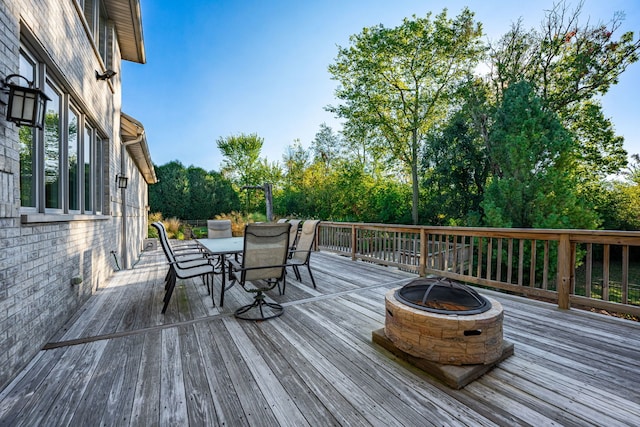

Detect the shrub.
[
  {"left": 214, "top": 211, "right": 267, "bottom": 236},
  {"left": 164, "top": 217, "right": 182, "bottom": 239},
  {"left": 148, "top": 212, "right": 163, "bottom": 238}
]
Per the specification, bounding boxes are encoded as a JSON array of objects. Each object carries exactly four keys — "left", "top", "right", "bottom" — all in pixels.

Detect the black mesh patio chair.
[{"left": 152, "top": 222, "right": 217, "bottom": 313}]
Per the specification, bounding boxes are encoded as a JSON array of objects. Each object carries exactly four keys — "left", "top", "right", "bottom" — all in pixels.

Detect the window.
[
  {"left": 68, "top": 108, "right": 80, "bottom": 211},
  {"left": 95, "top": 137, "right": 104, "bottom": 214},
  {"left": 44, "top": 80, "right": 62, "bottom": 210},
  {"left": 82, "top": 0, "right": 113, "bottom": 68},
  {"left": 18, "top": 51, "right": 37, "bottom": 208},
  {"left": 18, "top": 45, "right": 106, "bottom": 216},
  {"left": 84, "top": 125, "right": 93, "bottom": 212},
  {"left": 83, "top": 0, "right": 95, "bottom": 36}
]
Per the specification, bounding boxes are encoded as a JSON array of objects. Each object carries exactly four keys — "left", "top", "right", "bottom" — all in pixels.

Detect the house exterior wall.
[{"left": 0, "top": 0, "right": 150, "bottom": 390}]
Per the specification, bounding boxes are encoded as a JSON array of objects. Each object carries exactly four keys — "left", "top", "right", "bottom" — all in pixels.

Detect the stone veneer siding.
[{"left": 0, "top": 0, "right": 148, "bottom": 390}]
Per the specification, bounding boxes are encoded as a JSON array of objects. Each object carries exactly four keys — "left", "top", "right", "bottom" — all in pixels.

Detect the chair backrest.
[
  {"left": 208, "top": 219, "right": 232, "bottom": 238},
  {"left": 152, "top": 222, "right": 177, "bottom": 264},
  {"left": 291, "top": 220, "right": 321, "bottom": 262},
  {"left": 241, "top": 223, "right": 291, "bottom": 282},
  {"left": 287, "top": 219, "right": 301, "bottom": 248}
]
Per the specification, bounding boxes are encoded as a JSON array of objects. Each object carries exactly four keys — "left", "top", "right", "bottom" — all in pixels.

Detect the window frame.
[{"left": 18, "top": 42, "right": 109, "bottom": 221}]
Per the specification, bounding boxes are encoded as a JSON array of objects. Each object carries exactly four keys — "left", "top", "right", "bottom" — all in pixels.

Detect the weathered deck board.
[{"left": 1, "top": 248, "right": 640, "bottom": 426}]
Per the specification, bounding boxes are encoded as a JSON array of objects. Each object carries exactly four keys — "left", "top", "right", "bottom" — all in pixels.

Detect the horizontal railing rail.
[{"left": 317, "top": 221, "right": 640, "bottom": 317}]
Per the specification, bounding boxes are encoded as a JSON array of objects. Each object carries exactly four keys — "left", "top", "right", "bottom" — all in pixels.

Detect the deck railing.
[{"left": 317, "top": 221, "right": 640, "bottom": 317}]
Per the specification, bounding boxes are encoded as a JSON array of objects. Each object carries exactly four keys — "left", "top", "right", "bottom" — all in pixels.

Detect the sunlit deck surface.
[{"left": 1, "top": 244, "right": 640, "bottom": 426}]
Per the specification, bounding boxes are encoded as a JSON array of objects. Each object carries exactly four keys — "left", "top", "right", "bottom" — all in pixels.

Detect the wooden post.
[
  {"left": 419, "top": 228, "right": 426, "bottom": 277},
  {"left": 263, "top": 182, "right": 273, "bottom": 222},
  {"left": 241, "top": 182, "right": 273, "bottom": 222},
  {"left": 351, "top": 224, "right": 357, "bottom": 261},
  {"left": 557, "top": 233, "right": 571, "bottom": 310}
]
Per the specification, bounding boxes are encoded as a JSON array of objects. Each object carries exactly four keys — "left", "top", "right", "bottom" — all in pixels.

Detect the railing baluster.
[
  {"left": 570, "top": 242, "right": 577, "bottom": 295},
  {"left": 507, "top": 239, "right": 513, "bottom": 284},
  {"left": 542, "top": 241, "right": 549, "bottom": 290},
  {"left": 476, "top": 237, "right": 483, "bottom": 279},
  {"left": 518, "top": 239, "right": 524, "bottom": 287},
  {"left": 586, "top": 243, "right": 592, "bottom": 298},
  {"left": 603, "top": 245, "right": 610, "bottom": 301},
  {"left": 452, "top": 235, "right": 459, "bottom": 273},
  {"left": 622, "top": 245, "right": 629, "bottom": 304},
  {"left": 496, "top": 238, "right": 503, "bottom": 283},
  {"left": 486, "top": 238, "right": 493, "bottom": 281},
  {"left": 530, "top": 240, "right": 537, "bottom": 288},
  {"left": 468, "top": 237, "right": 475, "bottom": 276}
]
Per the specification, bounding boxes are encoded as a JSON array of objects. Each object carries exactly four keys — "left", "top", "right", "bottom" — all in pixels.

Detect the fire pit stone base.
[
  {"left": 372, "top": 328, "right": 514, "bottom": 389},
  {"left": 385, "top": 288, "right": 504, "bottom": 365}
]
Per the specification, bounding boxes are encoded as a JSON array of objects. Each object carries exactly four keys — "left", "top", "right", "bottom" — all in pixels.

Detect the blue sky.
[{"left": 122, "top": 0, "right": 640, "bottom": 172}]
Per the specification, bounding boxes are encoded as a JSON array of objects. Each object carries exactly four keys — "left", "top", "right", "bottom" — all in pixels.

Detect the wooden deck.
[{"left": 1, "top": 245, "right": 640, "bottom": 426}]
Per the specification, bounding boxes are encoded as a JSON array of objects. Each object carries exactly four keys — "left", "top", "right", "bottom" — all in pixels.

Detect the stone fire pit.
[{"left": 372, "top": 278, "right": 514, "bottom": 389}]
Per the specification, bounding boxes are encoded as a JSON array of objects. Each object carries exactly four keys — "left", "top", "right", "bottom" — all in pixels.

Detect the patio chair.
[
  {"left": 286, "top": 220, "right": 321, "bottom": 292},
  {"left": 227, "top": 223, "right": 291, "bottom": 320},
  {"left": 287, "top": 219, "right": 302, "bottom": 251},
  {"left": 154, "top": 221, "right": 204, "bottom": 257},
  {"left": 207, "top": 219, "right": 232, "bottom": 238},
  {"left": 152, "top": 222, "right": 217, "bottom": 313}
]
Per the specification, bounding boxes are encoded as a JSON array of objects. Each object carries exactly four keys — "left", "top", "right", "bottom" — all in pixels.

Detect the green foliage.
[
  {"left": 328, "top": 8, "right": 485, "bottom": 223},
  {"left": 423, "top": 78, "right": 492, "bottom": 225},
  {"left": 216, "top": 133, "right": 283, "bottom": 213},
  {"left": 149, "top": 161, "right": 189, "bottom": 219},
  {"left": 149, "top": 161, "right": 240, "bottom": 220},
  {"left": 589, "top": 180, "right": 640, "bottom": 230},
  {"left": 489, "top": 1, "right": 638, "bottom": 180},
  {"left": 482, "top": 81, "right": 598, "bottom": 229},
  {"left": 217, "top": 133, "right": 263, "bottom": 186},
  {"left": 145, "top": 3, "right": 639, "bottom": 232}
]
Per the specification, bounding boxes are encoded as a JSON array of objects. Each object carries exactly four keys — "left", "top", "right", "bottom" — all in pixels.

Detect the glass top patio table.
[
  {"left": 196, "top": 237, "right": 243, "bottom": 255},
  {"left": 196, "top": 237, "right": 244, "bottom": 307}
]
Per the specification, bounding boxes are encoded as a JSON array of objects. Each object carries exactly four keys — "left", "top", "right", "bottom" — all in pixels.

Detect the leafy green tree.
[
  {"left": 217, "top": 133, "right": 263, "bottom": 187},
  {"left": 481, "top": 81, "right": 597, "bottom": 229},
  {"left": 149, "top": 161, "right": 240, "bottom": 220},
  {"left": 149, "top": 160, "right": 189, "bottom": 219},
  {"left": 275, "top": 140, "right": 310, "bottom": 217},
  {"left": 282, "top": 139, "right": 309, "bottom": 187},
  {"left": 328, "top": 8, "right": 485, "bottom": 224},
  {"left": 311, "top": 123, "right": 343, "bottom": 167},
  {"left": 488, "top": 1, "right": 639, "bottom": 179},
  {"left": 217, "top": 133, "right": 266, "bottom": 213},
  {"left": 591, "top": 155, "right": 640, "bottom": 230},
  {"left": 183, "top": 166, "right": 240, "bottom": 219},
  {"left": 422, "top": 78, "right": 492, "bottom": 225}
]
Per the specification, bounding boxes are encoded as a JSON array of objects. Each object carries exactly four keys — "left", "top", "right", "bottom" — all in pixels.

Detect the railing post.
[
  {"left": 557, "top": 233, "right": 571, "bottom": 309},
  {"left": 419, "top": 228, "right": 426, "bottom": 277},
  {"left": 351, "top": 224, "right": 357, "bottom": 261}
]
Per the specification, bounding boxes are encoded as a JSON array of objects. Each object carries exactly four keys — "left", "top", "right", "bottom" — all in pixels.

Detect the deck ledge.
[{"left": 21, "top": 213, "right": 111, "bottom": 224}]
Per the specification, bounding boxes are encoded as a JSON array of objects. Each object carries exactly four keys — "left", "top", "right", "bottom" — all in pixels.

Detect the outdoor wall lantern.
[
  {"left": 116, "top": 174, "right": 129, "bottom": 189},
  {"left": 95, "top": 69, "right": 117, "bottom": 81},
  {"left": 2, "top": 74, "right": 50, "bottom": 129}
]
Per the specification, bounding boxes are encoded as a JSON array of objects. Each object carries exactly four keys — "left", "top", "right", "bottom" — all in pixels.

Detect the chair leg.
[
  {"left": 207, "top": 273, "right": 215, "bottom": 306},
  {"left": 162, "top": 275, "right": 176, "bottom": 314},
  {"left": 292, "top": 265, "right": 301, "bottom": 281},
  {"left": 306, "top": 264, "right": 317, "bottom": 289}
]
